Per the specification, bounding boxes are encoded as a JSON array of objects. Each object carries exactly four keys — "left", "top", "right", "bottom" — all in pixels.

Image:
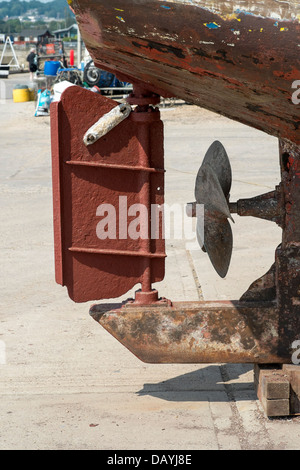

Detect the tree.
[
  {"left": 49, "top": 20, "right": 64, "bottom": 32},
  {"left": 0, "top": 0, "right": 75, "bottom": 31},
  {"left": 3, "top": 18, "right": 22, "bottom": 34},
  {"left": 0, "top": 0, "right": 73, "bottom": 21},
  {"left": 10, "top": 1, "right": 24, "bottom": 18}
]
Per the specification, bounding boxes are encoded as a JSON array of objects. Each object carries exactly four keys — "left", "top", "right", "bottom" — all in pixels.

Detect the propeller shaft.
[{"left": 187, "top": 186, "right": 283, "bottom": 227}]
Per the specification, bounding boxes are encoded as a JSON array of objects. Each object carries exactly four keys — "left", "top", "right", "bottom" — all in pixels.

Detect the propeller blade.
[
  {"left": 194, "top": 141, "right": 234, "bottom": 277},
  {"left": 203, "top": 213, "right": 233, "bottom": 278},
  {"left": 201, "top": 140, "right": 232, "bottom": 197}
]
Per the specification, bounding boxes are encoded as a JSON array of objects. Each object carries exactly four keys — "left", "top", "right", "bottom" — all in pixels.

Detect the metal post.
[{"left": 77, "top": 27, "right": 82, "bottom": 68}]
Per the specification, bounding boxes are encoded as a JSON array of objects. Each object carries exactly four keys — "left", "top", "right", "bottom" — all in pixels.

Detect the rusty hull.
[
  {"left": 72, "top": 0, "right": 300, "bottom": 144},
  {"left": 87, "top": 140, "right": 300, "bottom": 365},
  {"left": 90, "top": 300, "right": 287, "bottom": 364},
  {"left": 51, "top": 3, "right": 300, "bottom": 364}
]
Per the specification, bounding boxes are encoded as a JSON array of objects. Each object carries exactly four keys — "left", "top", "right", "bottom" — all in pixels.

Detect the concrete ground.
[{"left": 1, "top": 73, "right": 300, "bottom": 450}]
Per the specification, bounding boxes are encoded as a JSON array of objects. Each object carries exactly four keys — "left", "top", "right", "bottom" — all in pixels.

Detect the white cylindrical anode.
[{"left": 83, "top": 103, "right": 131, "bottom": 146}]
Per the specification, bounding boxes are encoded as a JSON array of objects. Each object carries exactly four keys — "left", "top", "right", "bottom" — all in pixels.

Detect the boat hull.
[{"left": 72, "top": 0, "right": 300, "bottom": 143}]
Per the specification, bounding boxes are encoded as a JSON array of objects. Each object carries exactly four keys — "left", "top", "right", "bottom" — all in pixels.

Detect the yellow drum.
[{"left": 13, "top": 86, "right": 30, "bottom": 103}]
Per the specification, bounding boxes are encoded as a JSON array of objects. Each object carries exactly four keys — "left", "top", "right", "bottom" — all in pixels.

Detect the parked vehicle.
[{"left": 83, "top": 58, "right": 131, "bottom": 92}]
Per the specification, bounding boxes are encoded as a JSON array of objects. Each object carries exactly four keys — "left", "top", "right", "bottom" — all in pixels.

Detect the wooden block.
[
  {"left": 282, "top": 364, "right": 300, "bottom": 378},
  {"left": 254, "top": 369, "right": 285, "bottom": 399},
  {"left": 290, "top": 370, "right": 300, "bottom": 397},
  {"left": 261, "top": 372, "right": 290, "bottom": 399},
  {"left": 290, "top": 388, "right": 300, "bottom": 415},
  {"left": 254, "top": 366, "right": 291, "bottom": 417},
  {"left": 260, "top": 397, "right": 290, "bottom": 417},
  {"left": 282, "top": 365, "right": 300, "bottom": 397},
  {"left": 255, "top": 371, "right": 272, "bottom": 401},
  {"left": 253, "top": 364, "right": 282, "bottom": 383}
]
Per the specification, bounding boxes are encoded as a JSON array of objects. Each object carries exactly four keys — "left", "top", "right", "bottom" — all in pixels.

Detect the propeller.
[
  {"left": 194, "top": 141, "right": 234, "bottom": 278},
  {"left": 189, "top": 140, "right": 283, "bottom": 278}
]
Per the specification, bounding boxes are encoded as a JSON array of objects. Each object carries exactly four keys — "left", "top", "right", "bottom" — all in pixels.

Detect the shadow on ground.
[{"left": 137, "top": 364, "right": 256, "bottom": 402}]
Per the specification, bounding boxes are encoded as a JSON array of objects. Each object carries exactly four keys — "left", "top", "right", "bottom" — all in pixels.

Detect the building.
[
  {"left": 52, "top": 24, "right": 78, "bottom": 41},
  {"left": 14, "top": 28, "right": 54, "bottom": 45}
]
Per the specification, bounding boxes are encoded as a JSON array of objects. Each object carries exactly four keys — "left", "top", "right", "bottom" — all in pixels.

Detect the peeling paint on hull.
[
  {"left": 72, "top": 0, "right": 300, "bottom": 142},
  {"left": 89, "top": 300, "right": 288, "bottom": 364},
  {"left": 157, "top": 0, "right": 300, "bottom": 22},
  {"left": 73, "top": 1, "right": 300, "bottom": 144}
]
